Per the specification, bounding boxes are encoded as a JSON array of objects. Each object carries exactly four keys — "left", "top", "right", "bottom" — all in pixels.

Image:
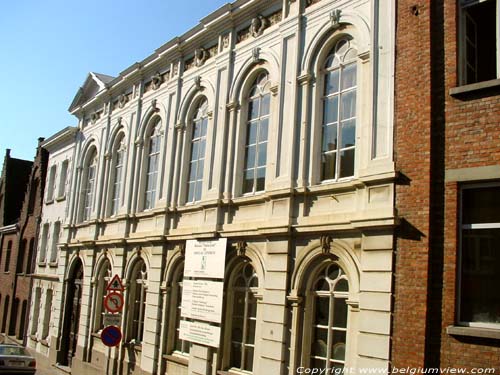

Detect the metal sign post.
[{"left": 103, "top": 274, "right": 124, "bottom": 375}]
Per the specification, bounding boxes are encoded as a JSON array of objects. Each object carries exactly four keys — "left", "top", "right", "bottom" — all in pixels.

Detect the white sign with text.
[
  {"left": 184, "top": 238, "right": 227, "bottom": 279},
  {"left": 181, "top": 279, "right": 224, "bottom": 323},
  {"left": 179, "top": 320, "right": 221, "bottom": 348}
]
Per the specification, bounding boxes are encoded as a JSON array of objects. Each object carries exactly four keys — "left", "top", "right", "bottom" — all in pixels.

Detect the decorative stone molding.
[
  {"left": 118, "top": 93, "right": 128, "bottom": 108},
  {"left": 207, "top": 110, "right": 213, "bottom": 120},
  {"left": 175, "top": 122, "right": 185, "bottom": 131},
  {"left": 270, "top": 84, "right": 279, "bottom": 97},
  {"left": 250, "top": 15, "right": 267, "bottom": 38},
  {"left": 330, "top": 9, "right": 342, "bottom": 26},
  {"left": 91, "top": 112, "right": 98, "bottom": 124},
  {"left": 226, "top": 101, "right": 240, "bottom": 112},
  {"left": 104, "top": 152, "right": 111, "bottom": 161},
  {"left": 235, "top": 240, "right": 247, "bottom": 257},
  {"left": 252, "top": 47, "right": 260, "bottom": 63},
  {"left": 151, "top": 99, "right": 159, "bottom": 112},
  {"left": 151, "top": 72, "right": 163, "bottom": 90},
  {"left": 222, "top": 33, "right": 230, "bottom": 49},
  {"left": 297, "top": 73, "right": 313, "bottom": 86},
  {"left": 194, "top": 76, "right": 202, "bottom": 90},
  {"left": 135, "top": 137, "right": 144, "bottom": 147},
  {"left": 320, "top": 234, "right": 332, "bottom": 253},
  {"left": 195, "top": 47, "right": 208, "bottom": 67},
  {"left": 117, "top": 116, "right": 122, "bottom": 125}
]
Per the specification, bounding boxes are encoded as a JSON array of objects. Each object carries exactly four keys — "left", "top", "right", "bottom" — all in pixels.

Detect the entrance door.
[{"left": 59, "top": 259, "right": 83, "bottom": 366}]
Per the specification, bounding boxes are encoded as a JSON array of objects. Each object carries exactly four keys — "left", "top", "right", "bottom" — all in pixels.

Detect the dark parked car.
[{"left": 0, "top": 344, "right": 36, "bottom": 374}]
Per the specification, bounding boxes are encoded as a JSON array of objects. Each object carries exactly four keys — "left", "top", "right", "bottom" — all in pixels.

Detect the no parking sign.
[{"left": 101, "top": 325, "right": 122, "bottom": 347}]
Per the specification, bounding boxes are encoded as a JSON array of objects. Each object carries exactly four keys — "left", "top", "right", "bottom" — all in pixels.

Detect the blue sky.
[{"left": 0, "top": 0, "right": 228, "bottom": 161}]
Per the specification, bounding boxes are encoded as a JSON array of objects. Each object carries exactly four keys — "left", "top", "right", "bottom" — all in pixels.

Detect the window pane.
[
  {"left": 314, "top": 296, "right": 330, "bottom": 326},
  {"left": 257, "top": 143, "right": 267, "bottom": 167},
  {"left": 247, "top": 122, "right": 258, "bottom": 145},
  {"left": 201, "top": 118, "right": 208, "bottom": 137},
  {"left": 193, "top": 120, "right": 201, "bottom": 138},
  {"left": 187, "top": 182, "right": 195, "bottom": 202},
  {"left": 342, "top": 63, "right": 357, "bottom": 90},
  {"left": 339, "top": 149, "right": 354, "bottom": 178},
  {"left": 325, "top": 70, "right": 340, "bottom": 95},
  {"left": 341, "top": 119, "right": 356, "bottom": 149},
  {"left": 244, "top": 346, "right": 254, "bottom": 372},
  {"left": 331, "top": 330, "right": 346, "bottom": 360},
  {"left": 261, "top": 94, "right": 270, "bottom": 116},
  {"left": 199, "top": 139, "right": 206, "bottom": 158},
  {"left": 189, "top": 161, "right": 197, "bottom": 181},
  {"left": 334, "top": 279, "right": 349, "bottom": 292},
  {"left": 256, "top": 168, "right": 265, "bottom": 192},
  {"left": 233, "top": 291, "right": 245, "bottom": 317},
  {"left": 322, "top": 124, "right": 338, "bottom": 152},
  {"left": 322, "top": 152, "right": 337, "bottom": 180},
  {"left": 245, "top": 145, "right": 256, "bottom": 169},
  {"left": 249, "top": 99, "right": 260, "bottom": 120},
  {"left": 259, "top": 118, "right": 269, "bottom": 142},
  {"left": 230, "top": 342, "right": 242, "bottom": 368},
  {"left": 341, "top": 90, "right": 356, "bottom": 120},
  {"left": 333, "top": 298, "right": 348, "bottom": 328},
  {"left": 246, "top": 319, "right": 256, "bottom": 345},
  {"left": 461, "top": 228, "right": 500, "bottom": 324},
  {"left": 323, "top": 96, "right": 339, "bottom": 125},
  {"left": 243, "top": 170, "right": 254, "bottom": 194},
  {"left": 312, "top": 358, "right": 326, "bottom": 370},
  {"left": 232, "top": 317, "right": 244, "bottom": 342},
  {"left": 311, "top": 327, "right": 328, "bottom": 357},
  {"left": 197, "top": 160, "right": 204, "bottom": 179},
  {"left": 462, "top": 186, "right": 500, "bottom": 224},
  {"left": 191, "top": 142, "right": 199, "bottom": 160},
  {"left": 195, "top": 180, "right": 203, "bottom": 202}
]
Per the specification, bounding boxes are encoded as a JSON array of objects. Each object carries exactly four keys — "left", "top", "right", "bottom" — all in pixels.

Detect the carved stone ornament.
[
  {"left": 179, "top": 242, "right": 186, "bottom": 256},
  {"left": 250, "top": 15, "right": 267, "bottom": 38},
  {"left": 151, "top": 72, "right": 163, "bottom": 90},
  {"left": 151, "top": 98, "right": 158, "bottom": 112},
  {"left": 252, "top": 47, "right": 260, "bottom": 63},
  {"left": 118, "top": 93, "right": 128, "bottom": 108},
  {"left": 222, "top": 33, "right": 230, "bottom": 49},
  {"left": 235, "top": 240, "right": 247, "bottom": 257},
  {"left": 195, "top": 47, "right": 208, "bottom": 67},
  {"left": 117, "top": 116, "right": 122, "bottom": 126},
  {"left": 91, "top": 112, "right": 98, "bottom": 124},
  {"left": 330, "top": 9, "right": 342, "bottom": 26},
  {"left": 320, "top": 234, "right": 332, "bottom": 253},
  {"left": 194, "top": 76, "right": 202, "bottom": 90}
]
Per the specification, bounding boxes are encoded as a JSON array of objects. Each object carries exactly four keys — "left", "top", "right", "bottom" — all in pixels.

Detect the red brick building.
[
  {"left": 0, "top": 149, "right": 32, "bottom": 340},
  {"left": 393, "top": 0, "right": 500, "bottom": 371}
]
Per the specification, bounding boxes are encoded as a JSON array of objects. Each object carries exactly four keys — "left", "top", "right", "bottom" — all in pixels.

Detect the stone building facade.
[
  {"left": 28, "top": 0, "right": 396, "bottom": 374},
  {"left": 392, "top": 0, "right": 500, "bottom": 372}
]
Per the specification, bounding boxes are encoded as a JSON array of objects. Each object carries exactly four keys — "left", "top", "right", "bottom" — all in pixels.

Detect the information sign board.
[
  {"left": 184, "top": 238, "right": 227, "bottom": 278},
  {"left": 179, "top": 321, "right": 221, "bottom": 348},
  {"left": 103, "top": 314, "right": 122, "bottom": 327},
  {"left": 181, "top": 280, "right": 224, "bottom": 323}
]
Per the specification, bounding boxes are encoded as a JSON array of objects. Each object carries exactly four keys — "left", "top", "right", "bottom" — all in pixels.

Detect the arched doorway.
[{"left": 59, "top": 258, "right": 83, "bottom": 366}]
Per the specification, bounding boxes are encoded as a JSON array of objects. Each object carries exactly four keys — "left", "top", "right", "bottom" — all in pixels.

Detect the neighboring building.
[
  {"left": 393, "top": 0, "right": 500, "bottom": 372},
  {"left": 27, "top": 127, "right": 77, "bottom": 365},
  {"left": 0, "top": 149, "right": 33, "bottom": 340},
  {"left": 27, "top": 0, "right": 396, "bottom": 374}
]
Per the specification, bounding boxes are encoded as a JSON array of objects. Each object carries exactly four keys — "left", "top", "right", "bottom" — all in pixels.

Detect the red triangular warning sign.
[{"left": 107, "top": 274, "right": 124, "bottom": 292}]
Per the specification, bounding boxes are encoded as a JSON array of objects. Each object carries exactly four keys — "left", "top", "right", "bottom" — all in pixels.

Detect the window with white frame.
[
  {"left": 243, "top": 72, "right": 270, "bottom": 194},
  {"left": 49, "top": 221, "right": 60, "bottom": 263},
  {"left": 41, "top": 289, "right": 53, "bottom": 340},
  {"left": 110, "top": 135, "right": 125, "bottom": 216},
  {"left": 171, "top": 262, "right": 190, "bottom": 356},
  {"left": 46, "top": 165, "right": 56, "bottom": 201},
  {"left": 94, "top": 259, "right": 111, "bottom": 332},
  {"left": 186, "top": 99, "right": 208, "bottom": 203},
  {"left": 307, "top": 263, "right": 349, "bottom": 371},
  {"left": 226, "top": 262, "right": 258, "bottom": 372},
  {"left": 81, "top": 149, "right": 97, "bottom": 222},
  {"left": 321, "top": 38, "right": 357, "bottom": 181},
  {"left": 128, "top": 259, "right": 147, "bottom": 343},
  {"left": 39, "top": 224, "right": 49, "bottom": 263},
  {"left": 57, "top": 160, "right": 68, "bottom": 199},
  {"left": 459, "top": 183, "right": 500, "bottom": 327},
  {"left": 30, "top": 287, "right": 41, "bottom": 336},
  {"left": 459, "top": 0, "right": 499, "bottom": 85},
  {"left": 144, "top": 121, "right": 161, "bottom": 210}
]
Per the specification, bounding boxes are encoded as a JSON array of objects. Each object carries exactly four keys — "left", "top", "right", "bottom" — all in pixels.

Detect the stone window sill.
[
  {"left": 447, "top": 325, "right": 500, "bottom": 340},
  {"left": 164, "top": 354, "right": 188, "bottom": 366},
  {"left": 48, "top": 262, "right": 58, "bottom": 268},
  {"left": 45, "top": 199, "right": 54, "bottom": 205},
  {"left": 55, "top": 196, "right": 66, "bottom": 202},
  {"left": 450, "top": 78, "right": 500, "bottom": 98}
]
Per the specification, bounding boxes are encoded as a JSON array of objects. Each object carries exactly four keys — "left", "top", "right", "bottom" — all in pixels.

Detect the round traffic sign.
[
  {"left": 101, "top": 325, "right": 122, "bottom": 347},
  {"left": 104, "top": 292, "right": 124, "bottom": 313}
]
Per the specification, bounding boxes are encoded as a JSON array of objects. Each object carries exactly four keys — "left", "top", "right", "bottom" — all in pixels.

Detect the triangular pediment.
[{"left": 68, "top": 72, "right": 115, "bottom": 113}]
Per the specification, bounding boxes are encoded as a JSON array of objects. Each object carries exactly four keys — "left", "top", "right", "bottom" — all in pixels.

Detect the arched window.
[
  {"left": 187, "top": 98, "right": 208, "bottom": 203},
  {"left": 110, "top": 134, "right": 125, "bottom": 216},
  {"left": 128, "top": 259, "right": 147, "bottom": 343},
  {"left": 81, "top": 148, "right": 98, "bottom": 221},
  {"left": 144, "top": 121, "right": 161, "bottom": 210},
  {"left": 321, "top": 38, "right": 357, "bottom": 181},
  {"left": 226, "top": 262, "right": 259, "bottom": 372},
  {"left": 243, "top": 72, "right": 270, "bottom": 194},
  {"left": 170, "top": 261, "right": 190, "bottom": 355},
  {"left": 307, "top": 263, "right": 349, "bottom": 371},
  {"left": 94, "top": 259, "right": 111, "bottom": 332}
]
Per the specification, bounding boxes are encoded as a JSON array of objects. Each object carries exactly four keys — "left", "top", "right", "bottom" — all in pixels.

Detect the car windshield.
[{"left": 0, "top": 346, "right": 29, "bottom": 356}]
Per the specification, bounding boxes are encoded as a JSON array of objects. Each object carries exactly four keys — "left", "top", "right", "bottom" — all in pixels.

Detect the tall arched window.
[
  {"left": 144, "top": 121, "right": 161, "bottom": 210},
  {"left": 81, "top": 149, "right": 97, "bottom": 221},
  {"left": 94, "top": 259, "right": 111, "bottom": 332},
  {"left": 243, "top": 72, "right": 270, "bottom": 194},
  {"left": 170, "top": 261, "right": 190, "bottom": 355},
  {"left": 308, "top": 263, "right": 349, "bottom": 371},
  {"left": 110, "top": 134, "right": 125, "bottom": 216},
  {"left": 321, "top": 38, "right": 357, "bottom": 181},
  {"left": 226, "top": 262, "right": 259, "bottom": 372},
  {"left": 128, "top": 259, "right": 147, "bottom": 343},
  {"left": 187, "top": 98, "right": 208, "bottom": 203}
]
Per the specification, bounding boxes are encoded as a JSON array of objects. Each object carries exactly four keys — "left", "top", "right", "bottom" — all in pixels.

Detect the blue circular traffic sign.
[{"left": 101, "top": 325, "right": 122, "bottom": 347}]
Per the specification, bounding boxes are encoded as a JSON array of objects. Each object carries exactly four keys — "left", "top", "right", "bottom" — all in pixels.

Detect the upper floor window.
[
  {"left": 144, "top": 121, "right": 161, "bottom": 210},
  {"left": 459, "top": 0, "right": 499, "bottom": 85},
  {"left": 128, "top": 259, "right": 147, "bottom": 343},
  {"left": 307, "top": 263, "right": 349, "bottom": 371},
  {"left": 81, "top": 149, "right": 97, "bottom": 222},
  {"left": 46, "top": 165, "right": 56, "bottom": 202},
  {"left": 49, "top": 221, "right": 60, "bottom": 263},
  {"left": 321, "top": 38, "right": 357, "bottom": 181},
  {"left": 187, "top": 99, "right": 208, "bottom": 203},
  {"left": 243, "top": 72, "right": 270, "bottom": 194},
  {"left": 110, "top": 135, "right": 125, "bottom": 216},
  {"left": 459, "top": 183, "right": 500, "bottom": 328},
  {"left": 39, "top": 223, "right": 49, "bottom": 263},
  {"left": 57, "top": 160, "right": 69, "bottom": 199},
  {"left": 4, "top": 241, "right": 12, "bottom": 272}
]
